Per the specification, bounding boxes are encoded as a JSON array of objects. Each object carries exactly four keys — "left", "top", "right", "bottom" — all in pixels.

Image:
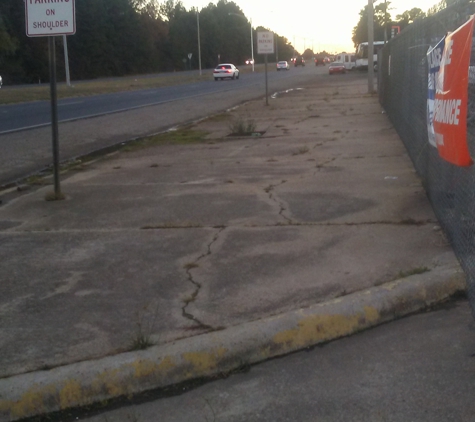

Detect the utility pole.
[{"left": 368, "top": 0, "right": 375, "bottom": 93}]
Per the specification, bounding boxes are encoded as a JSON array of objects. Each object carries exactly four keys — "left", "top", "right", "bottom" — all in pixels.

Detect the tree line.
[
  {"left": 0, "top": 0, "right": 296, "bottom": 85},
  {"left": 351, "top": 0, "right": 461, "bottom": 47},
  {"left": 0, "top": 0, "right": 457, "bottom": 85}
]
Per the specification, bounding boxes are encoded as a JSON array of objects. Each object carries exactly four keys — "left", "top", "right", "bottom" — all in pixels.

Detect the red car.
[{"left": 328, "top": 62, "right": 346, "bottom": 75}]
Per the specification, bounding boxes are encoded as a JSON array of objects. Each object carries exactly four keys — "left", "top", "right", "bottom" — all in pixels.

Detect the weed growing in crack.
[
  {"left": 292, "top": 146, "right": 309, "bottom": 155},
  {"left": 129, "top": 332, "right": 153, "bottom": 351},
  {"left": 184, "top": 262, "right": 199, "bottom": 270},
  {"left": 129, "top": 302, "right": 159, "bottom": 351},
  {"left": 228, "top": 116, "right": 257, "bottom": 135}
]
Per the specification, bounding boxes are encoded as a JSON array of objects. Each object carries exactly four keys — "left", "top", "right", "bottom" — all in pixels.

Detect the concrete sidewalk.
[{"left": 0, "top": 74, "right": 466, "bottom": 421}]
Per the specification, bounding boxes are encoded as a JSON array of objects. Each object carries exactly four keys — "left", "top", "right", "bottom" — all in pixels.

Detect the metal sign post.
[
  {"left": 257, "top": 31, "right": 275, "bottom": 106},
  {"left": 48, "top": 36, "right": 61, "bottom": 197},
  {"left": 265, "top": 54, "right": 268, "bottom": 105},
  {"left": 25, "top": 0, "right": 76, "bottom": 198}
]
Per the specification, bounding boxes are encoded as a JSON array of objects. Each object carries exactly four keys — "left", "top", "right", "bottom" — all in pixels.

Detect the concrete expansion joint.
[
  {"left": 181, "top": 226, "right": 226, "bottom": 330},
  {"left": 266, "top": 219, "right": 437, "bottom": 229}
]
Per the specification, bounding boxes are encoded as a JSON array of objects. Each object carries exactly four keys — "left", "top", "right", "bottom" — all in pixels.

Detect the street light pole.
[
  {"left": 250, "top": 18, "right": 254, "bottom": 72},
  {"left": 368, "top": 0, "right": 375, "bottom": 93}
]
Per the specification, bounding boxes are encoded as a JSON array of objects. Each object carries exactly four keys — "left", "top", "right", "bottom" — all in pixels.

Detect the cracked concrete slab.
[
  {"left": 0, "top": 228, "right": 217, "bottom": 378},
  {"left": 0, "top": 74, "right": 465, "bottom": 421}
]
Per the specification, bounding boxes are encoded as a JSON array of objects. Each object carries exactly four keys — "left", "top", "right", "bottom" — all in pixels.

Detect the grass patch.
[
  {"left": 122, "top": 128, "right": 209, "bottom": 152},
  {"left": 25, "top": 175, "right": 48, "bottom": 185}
]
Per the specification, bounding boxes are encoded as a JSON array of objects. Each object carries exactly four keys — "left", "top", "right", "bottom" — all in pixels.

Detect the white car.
[
  {"left": 213, "top": 64, "right": 239, "bottom": 81},
  {"left": 276, "top": 61, "right": 290, "bottom": 71}
]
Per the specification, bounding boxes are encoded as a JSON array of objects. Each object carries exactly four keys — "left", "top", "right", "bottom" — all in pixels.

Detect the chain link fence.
[{"left": 378, "top": 0, "right": 475, "bottom": 312}]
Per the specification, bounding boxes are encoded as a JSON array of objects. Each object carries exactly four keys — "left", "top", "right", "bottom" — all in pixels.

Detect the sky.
[{"left": 182, "top": 0, "right": 440, "bottom": 54}]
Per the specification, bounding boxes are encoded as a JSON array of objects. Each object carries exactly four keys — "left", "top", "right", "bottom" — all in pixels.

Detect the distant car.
[
  {"left": 294, "top": 56, "right": 305, "bottom": 67},
  {"left": 0, "top": 75, "right": 2, "bottom": 88},
  {"left": 245, "top": 59, "right": 254, "bottom": 65},
  {"left": 329, "top": 62, "right": 346, "bottom": 75},
  {"left": 314, "top": 58, "right": 325, "bottom": 66},
  {"left": 213, "top": 63, "right": 240, "bottom": 81},
  {"left": 276, "top": 61, "right": 290, "bottom": 71}
]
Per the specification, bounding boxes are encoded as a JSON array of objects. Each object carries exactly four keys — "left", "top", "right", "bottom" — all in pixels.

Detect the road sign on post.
[
  {"left": 25, "top": 0, "right": 76, "bottom": 199},
  {"left": 25, "top": 0, "right": 76, "bottom": 37},
  {"left": 257, "top": 31, "right": 274, "bottom": 55},
  {"left": 257, "top": 31, "right": 274, "bottom": 106}
]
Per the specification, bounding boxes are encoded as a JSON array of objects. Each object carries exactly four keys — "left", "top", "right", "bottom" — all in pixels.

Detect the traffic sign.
[
  {"left": 25, "top": 0, "right": 76, "bottom": 37},
  {"left": 257, "top": 31, "right": 274, "bottom": 55}
]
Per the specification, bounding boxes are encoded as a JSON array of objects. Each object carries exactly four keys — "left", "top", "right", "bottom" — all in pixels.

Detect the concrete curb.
[{"left": 0, "top": 264, "right": 465, "bottom": 421}]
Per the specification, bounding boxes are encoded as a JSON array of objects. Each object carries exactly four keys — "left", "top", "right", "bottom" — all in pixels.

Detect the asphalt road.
[{"left": 0, "top": 66, "right": 306, "bottom": 134}]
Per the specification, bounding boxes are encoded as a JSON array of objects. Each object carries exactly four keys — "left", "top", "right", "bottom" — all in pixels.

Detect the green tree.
[
  {"left": 0, "top": 0, "right": 295, "bottom": 83},
  {"left": 396, "top": 8, "right": 426, "bottom": 26},
  {"left": 302, "top": 48, "right": 314, "bottom": 60},
  {"left": 352, "top": 3, "right": 389, "bottom": 47}
]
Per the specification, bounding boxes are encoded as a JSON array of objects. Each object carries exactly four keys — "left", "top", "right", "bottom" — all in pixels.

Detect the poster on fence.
[{"left": 426, "top": 15, "right": 475, "bottom": 167}]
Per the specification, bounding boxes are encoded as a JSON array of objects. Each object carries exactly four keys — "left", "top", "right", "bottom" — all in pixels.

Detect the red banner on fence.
[{"left": 431, "top": 15, "right": 474, "bottom": 166}]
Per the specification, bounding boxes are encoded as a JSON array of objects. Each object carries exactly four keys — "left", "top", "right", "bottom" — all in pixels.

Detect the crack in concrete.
[
  {"left": 264, "top": 180, "right": 292, "bottom": 224},
  {"left": 181, "top": 226, "right": 226, "bottom": 330},
  {"left": 315, "top": 157, "right": 337, "bottom": 171}
]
